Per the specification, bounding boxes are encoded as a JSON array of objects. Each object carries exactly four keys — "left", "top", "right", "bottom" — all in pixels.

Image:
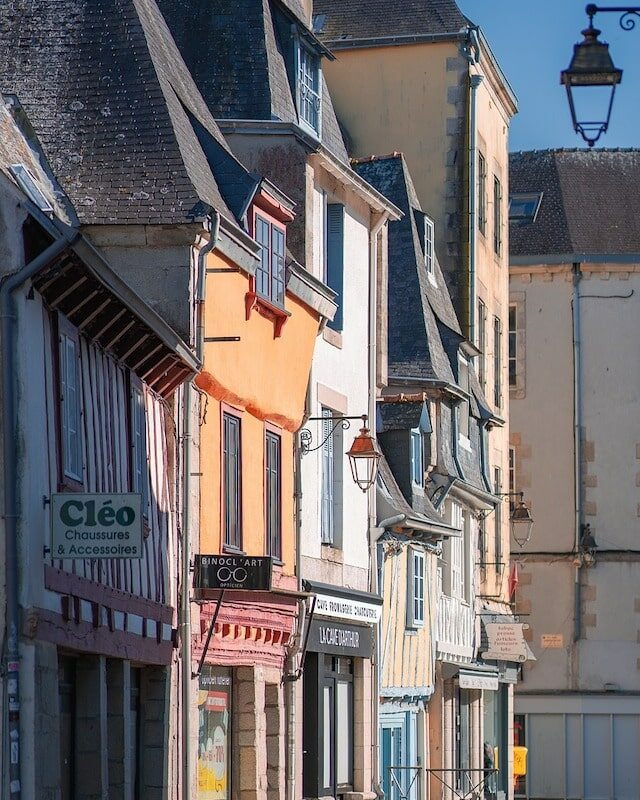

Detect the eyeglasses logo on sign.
[
  {"left": 194, "top": 555, "right": 273, "bottom": 591},
  {"left": 51, "top": 494, "right": 143, "bottom": 559}
]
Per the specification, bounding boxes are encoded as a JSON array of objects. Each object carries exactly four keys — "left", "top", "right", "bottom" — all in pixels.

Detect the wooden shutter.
[{"left": 326, "top": 204, "right": 344, "bottom": 332}]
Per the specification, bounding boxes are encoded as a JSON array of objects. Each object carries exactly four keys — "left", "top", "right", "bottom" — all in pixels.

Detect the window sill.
[
  {"left": 322, "top": 326, "right": 343, "bottom": 349},
  {"left": 245, "top": 291, "right": 291, "bottom": 338},
  {"left": 57, "top": 477, "right": 85, "bottom": 493},
  {"left": 321, "top": 543, "right": 343, "bottom": 563},
  {"left": 222, "top": 545, "right": 246, "bottom": 556}
]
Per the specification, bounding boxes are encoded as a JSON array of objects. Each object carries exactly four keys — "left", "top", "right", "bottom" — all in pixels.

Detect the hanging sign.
[
  {"left": 51, "top": 493, "right": 143, "bottom": 559},
  {"left": 482, "top": 623, "right": 529, "bottom": 662},
  {"left": 194, "top": 555, "right": 272, "bottom": 591}
]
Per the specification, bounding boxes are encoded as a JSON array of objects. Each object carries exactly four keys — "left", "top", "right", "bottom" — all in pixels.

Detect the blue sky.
[{"left": 457, "top": 1, "right": 640, "bottom": 152}]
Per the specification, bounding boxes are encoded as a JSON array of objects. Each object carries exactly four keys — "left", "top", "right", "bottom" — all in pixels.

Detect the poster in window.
[{"left": 198, "top": 667, "right": 232, "bottom": 800}]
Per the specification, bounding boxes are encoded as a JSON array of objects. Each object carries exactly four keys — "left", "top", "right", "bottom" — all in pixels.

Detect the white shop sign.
[
  {"left": 459, "top": 672, "right": 499, "bottom": 691},
  {"left": 314, "top": 592, "right": 382, "bottom": 624},
  {"left": 51, "top": 493, "right": 143, "bottom": 559}
]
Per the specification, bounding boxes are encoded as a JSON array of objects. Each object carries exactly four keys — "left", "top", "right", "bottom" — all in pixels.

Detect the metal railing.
[{"left": 386, "top": 765, "right": 499, "bottom": 800}]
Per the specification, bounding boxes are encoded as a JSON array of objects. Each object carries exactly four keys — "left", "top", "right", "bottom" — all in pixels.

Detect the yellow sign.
[{"left": 514, "top": 746, "right": 528, "bottom": 776}]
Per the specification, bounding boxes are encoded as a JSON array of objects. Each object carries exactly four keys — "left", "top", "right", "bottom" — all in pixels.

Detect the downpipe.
[
  {"left": 1, "top": 228, "right": 79, "bottom": 800},
  {"left": 572, "top": 263, "right": 583, "bottom": 663},
  {"left": 181, "top": 215, "right": 218, "bottom": 800}
]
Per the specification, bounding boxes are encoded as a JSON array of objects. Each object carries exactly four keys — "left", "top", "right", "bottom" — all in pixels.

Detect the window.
[
  {"left": 265, "top": 428, "right": 282, "bottom": 560},
  {"left": 493, "top": 175, "right": 502, "bottom": 255},
  {"left": 478, "top": 152, "right": 487, "bottom": 235},
  {"left": 59, "top": 320, "right": 83, "bottom": 484},
  {"left": 321, "top": 407, "right": 343, "bottom": 546},
  {"left": 495, "top": 466, "right": 503, "bottom": 572},
  {"left": 223, "top": 412, "right": 242, "bottom": 550},
  {"left": 325, "top": 203, "right": 344, "bottom": 332},
  {"left": 255, "top": 214, "right": 286, "bottom": 306},
  {"left": 297, "top": 42, "right": 321, "bottom": 133},
  {"left": 424, "top": 215, "right": 434, "bottom": 275},
  {"left": 198, "top": 667, "right": 232, "bottom": 800},
  {"left": 458, "top": 356, "right": 470, "bottom": 440},
  {"left": 479, "top": 515, "right": 487, "bottom": 570},
  {"left": 508, "top": 303, "right": 517, "bottom": 387},
  {"left": 493, "top": 316, "right": 502, "bottom": 408},
  {"left": 477, "top": 298, "right": 486, "bottom": 388},
  {"left": 509, "top": 192, "right": 543, "bottom": 223},
  {"left": 450, "top": 501, "right": 464, "bottom": 599},
  {"left": 509, "top": 446, "right": 517, "bottom": 513},
  {"left": 130, "top": 382, "right": 149, "bottom": 519},
  {"left": 410, "top": 428, "right": 423, "bottom": 486},
  {"left": 407, "top": 548, "right": 425, "bottom": 628}
]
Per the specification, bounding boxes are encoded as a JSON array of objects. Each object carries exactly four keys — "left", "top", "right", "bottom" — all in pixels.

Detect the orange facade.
[{"left": 196, "top": 247, "right": 321, "bottom": 584}]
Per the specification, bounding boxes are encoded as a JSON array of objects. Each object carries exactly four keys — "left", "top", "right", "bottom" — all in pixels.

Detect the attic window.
[
  {"left": 10, "top": 164, "right": 53, "bottom": 213},
  {"left": 297, "top": 42, "right": 321, "bottom": 134},
  {"left": 424, "top": 216, "right": 434, "bottom": 275},
  {"left": 509, "top": 192, "right": 543, "bottom": 223}
]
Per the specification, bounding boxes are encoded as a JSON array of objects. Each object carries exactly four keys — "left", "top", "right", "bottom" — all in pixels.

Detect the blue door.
[{"left": 381, "top": 721, "right": 404, "bottom": 800}]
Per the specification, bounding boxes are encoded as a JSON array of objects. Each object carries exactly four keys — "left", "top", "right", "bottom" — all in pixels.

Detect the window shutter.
[
  {"left": 61, "top": 333, "right": 82, "bottom": 481},
  {"left": 326, "top": 204, "right": 344, "bottom": 332}
]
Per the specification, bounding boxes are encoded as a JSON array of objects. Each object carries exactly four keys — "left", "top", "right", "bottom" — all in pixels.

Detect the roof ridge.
[{"left": 351, "top": 151, "right": 403, "bottom": 164}]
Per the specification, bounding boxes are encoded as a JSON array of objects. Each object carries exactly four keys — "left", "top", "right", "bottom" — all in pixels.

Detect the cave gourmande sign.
[{"left": 51, "top": 493, "right": 143, "bottom": 559}]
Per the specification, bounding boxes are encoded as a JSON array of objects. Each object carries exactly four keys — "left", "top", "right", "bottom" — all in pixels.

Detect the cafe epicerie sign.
[{"left": 51, "top": 494, "right": 143, "bottom": 559}]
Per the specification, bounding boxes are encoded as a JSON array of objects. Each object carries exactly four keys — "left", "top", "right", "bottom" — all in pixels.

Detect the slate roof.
[
  {"left": 354, "top": 153, "right": 461, "bottom": 384},
  {"left": 313, "top": 0, "right": 469, "bottom": 43},
  {"left": 377, "top": 456, "right": 451, "bottom": 530},
  {"left": 378, "top": 401, "right": 426, "bottom": 433},
  {"left": 510, "top": 149, "right": 640, "bottom": 258},
  {"left": 157, "top": 0, "right": 349, "bottom": 163},
  {"left": 0, "top": 0, "right": 255, "bottom": 225}
]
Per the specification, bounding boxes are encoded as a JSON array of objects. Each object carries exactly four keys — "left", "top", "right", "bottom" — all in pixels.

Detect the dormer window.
[
  {"left": 255, "top": 214, "right": 286, "bottom": 307},
  {"left": 410, "top": 428, "right": 423, "bottom": 486},
  {"left": 297, "top": 42, "right": 321, "bottom": 134},
  {"left": 424, "top": 216, "right": 434, "bottom": 275}
]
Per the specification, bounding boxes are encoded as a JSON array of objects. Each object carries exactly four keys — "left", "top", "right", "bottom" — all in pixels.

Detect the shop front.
[{"left": 302, "top": 582, "right": 382, "bottom": 800}]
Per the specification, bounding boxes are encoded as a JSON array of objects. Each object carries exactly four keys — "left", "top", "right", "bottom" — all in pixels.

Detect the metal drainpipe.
[
  {"left": 464, "top": 27, "right": 482, "bottom": 344},
  {"left": 1, "top": 228, "right": 78, "bottom": 800},
  {"left": 182, "top": 215, "right": 218, "bottom": 800},
  {"left": 572, "top": 263, "right": 583, "bottom": 657},
  {"left": 368, "top": 213, "right": 389, "bottom": 799}
]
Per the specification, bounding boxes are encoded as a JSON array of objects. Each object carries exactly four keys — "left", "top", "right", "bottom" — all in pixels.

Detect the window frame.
[
  {"left": 296, "top": 39, "right": 321, "bottom": 135},
  {"left": 424, "top": 215, "right": 434, "bottom": 276},
  {"left": 264, "top": 424, "right": 282, "bottom": 562},
  {"left": 410, "top": 428, "right": 424, "bottom": 487},
  {"left": 222, "top": 407, "right": 243, "bottom": 552},
  {"left": 478, "top": 152, "right": 487, "bottom": 236},
  {"left": 508, "top": 303, "right": 518, "bottom": 388},
  {"left": 254, "top": 210, "right": 286, "bottom": 308},
  {"left": 129, "top": 376, "right": 150, "bottom": 522},
  {"left": 407, "top": 547, "right": 426, "bottom": 628},
  {"left": 320, "top": 406, "right": 343, "bottom": 548},
  {"left": 449, "top": 501, "right": 464, "bottom": 599},
  {"left": 493, "top": 315, "right": 502, "bottom": 409},
  {"left": 458, "top": 355, "right": 470, "bottom": 442},
  {"left": 57, "top": 314, "right": 84, "bottom": 491},
  {"left": 495, "top": 466, "right": 503, "bottom": 572},
  {"left": 493, "top": 175, "right": 503, "bottom": 256},
  {"left": 477, "top": 298, "right": 487, "bottom": 388}
]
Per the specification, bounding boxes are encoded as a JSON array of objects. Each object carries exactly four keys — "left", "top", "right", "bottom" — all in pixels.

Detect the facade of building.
[
  {"left": 356, "top": 153, "right": 526, "bottom": 800},
  {"left": 0, "top": 94, "right": 197, "bottom": 799},
  {"left": 509, "top": 149, "right": 640, "bottom": 800}
]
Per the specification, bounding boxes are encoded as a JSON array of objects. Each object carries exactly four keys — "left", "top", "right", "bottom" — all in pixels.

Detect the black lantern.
[
  {"left": 561, "top": 21, "right": 622, "bottom": 146},
  {"left": 510, "top": 498, "right": 534, "bottom": 548},
  {"left": 346, "top": 423, "right": 381, "bottom": 492}
]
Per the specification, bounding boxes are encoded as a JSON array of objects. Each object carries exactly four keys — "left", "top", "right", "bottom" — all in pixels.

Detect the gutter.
[
  {"left": 182, "top": 213, "right": 219, "bottom": 800},
  {"left": 2, "top": 224, "right": 79, "bottom": 800}
]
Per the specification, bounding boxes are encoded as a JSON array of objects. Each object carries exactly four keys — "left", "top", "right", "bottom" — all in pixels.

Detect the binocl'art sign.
[{"left": 51, "top": 493, "right": 143, "bottom": 559}]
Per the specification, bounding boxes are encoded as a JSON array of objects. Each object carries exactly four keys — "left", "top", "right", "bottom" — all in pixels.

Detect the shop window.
[
  {"left": 58, "top": 316, "right": 83, "bottom": 487},
  {"left": 407, "top": 548, "right": 425, "bottom": 628},
  {"left": 265, "top": 427, "right": 282, "bottom": 561},
  {"left": 484, "top": 685, "right": 510, "bottom": 796},
  {"left": 321, "top": 406, "right": 343, "bottom": 547},
  {"left": 198, "top": 666, "right": 232, "bottom": 800},
  {"left": 223, "top": 411, "right": 242, "bottom": 551},
  {"left": 130, "top": 667, "right": 142, "bottom": 800},
  {"left": 58, "top": 656, "right": 76, "bottom": 800},
  {"left": 514, "top": 713, "right": 527, "bottom": 796}
]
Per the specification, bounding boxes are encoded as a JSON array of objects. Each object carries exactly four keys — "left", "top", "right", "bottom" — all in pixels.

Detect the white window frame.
[
  {"left": 458, "top": 355, "right": 471, "bottom": 446},
  {"left": 59, "top": 328, "right": 83, "bottom": 483},
  {"left": 410, "top": 428, "right": 423, "bottom": 486},
  {"left": 296, "top": 39, "right": 321, "bottom": 135},
  {"left": 508, "top": 303, "right": 518, "bottom": 388},
  {"left": 407, "top": 547, "right": 425, "bottom": 628},
  {"left": 450, "top": 501, "right": 464, "bottom": 599},
  {"left": 424, "top": 215, "right": 434, "bottom": 277}
]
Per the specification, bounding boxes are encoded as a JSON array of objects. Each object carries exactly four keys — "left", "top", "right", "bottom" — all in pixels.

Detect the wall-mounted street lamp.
[
  {"left": 299, "top": 414, "right": 381, "bottom": 492},
  {"left": 561, "top": 4, "right": 640, "bottom": 146},
  {"left": 479, "top": 491, "right": 534, "bottom": 548}
]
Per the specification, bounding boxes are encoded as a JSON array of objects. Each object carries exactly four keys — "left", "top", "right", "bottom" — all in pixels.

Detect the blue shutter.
[{"left": 326, "top": 203, "right": 344, "bottom": 332}]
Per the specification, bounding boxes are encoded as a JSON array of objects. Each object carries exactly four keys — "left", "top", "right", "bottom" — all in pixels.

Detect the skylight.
[
  {"left": 9, "top": 164, "right": 53, "bottom": 213},
  {"left": 509, "top": 192, "right": 543, "bottom": 223}
]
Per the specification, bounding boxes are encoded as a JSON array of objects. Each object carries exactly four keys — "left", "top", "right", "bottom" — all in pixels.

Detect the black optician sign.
[
  {"left": 307, "top": 618, "right": 372, "bottom": 658},
  {"left": 194, "top": 555, "right": 273, "bottom": 591}
]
